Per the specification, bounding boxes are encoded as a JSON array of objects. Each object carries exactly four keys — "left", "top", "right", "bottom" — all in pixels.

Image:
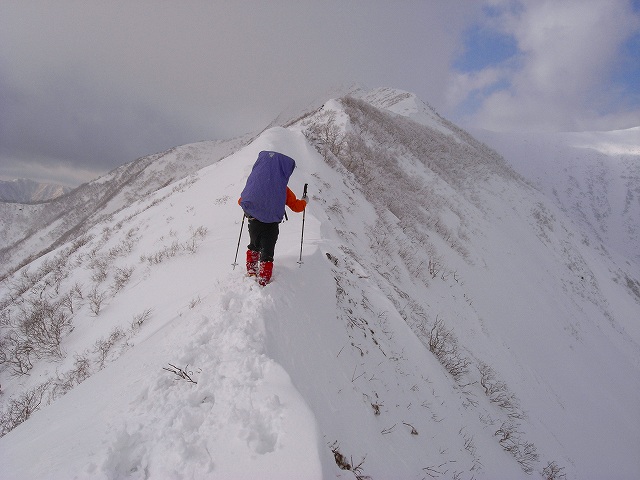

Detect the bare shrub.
[
  {"left": 58, "top": 293, "right": 73, "bottom": 315},
  {"left": 3, "top": 332, "right": 34, "bottom": 375},
  {"left": 495, "top": 421, "right": 539, "bottom": 474},
  {"left": 140, "top": 240, "right": 181, "bottom": 265},
  {"left": 60, "top": 283, "right": 84, "bottom": 315},
  {"left": 49, "top": 353, "right": 92, "bottom": 400},
  {"left": 70, "top": 234, "right": 94, "bottom": 254},
  {"left": 185, "top": 225, "right": 208, "bottom": 253},
  {"left": 71, "top": 282, "right": 84, "bottom": 300},
  {"left": 0, "top": 382, "right": 49, "bottom": 437},
  {"left": 88, "top": 286, "right": 107, "bottom": 316},
  {"left": 87, "top": 251, "right": 109, "bottom": 283},
  {"left": 93, "top": 327, "right": 126, "bottom": 368},
  {"left": 428, "top": 258, "right": 440, "bottom": 279},
  {"left": 41, "top": 255, "right": 69, "bottom": 294},
  {"left": 59, "top": 282, "right": 84, "bottom": 315},
  {"left": 303, "top": 110, "right": 347, "bottom": 163},
  {"left": 541, "top": 461, "right": 567, "bottom": 480},
  {"left": 111, "top": 266, "right": 134, "bottom": 294},
  {"left": 478, "top": 362, "right": 524, "bottom": 419},
  {"left": 130, "top": 308, "right": 152, "bottom": 334},
  {"left": 99, "top": 226, "right": 109, "bottom": 240},
  {"left": 13, "top": 298, "right": 72, "bottom": 361},
  {"left": 7, "top": 268, "right": 35, "bottom": 301},
  {"left": 426, "top": 317, "right": 470, "bottom": 382},
  {"left": 341, "top": 133, "right": 374, "bottom": 181},
  {"left": 0, "top": 334, "right": 7, "bottom": 367},
  {"left": 107, "top": 229, "right": 139, "bottom": 258},
  {"left": 515, "top": 441, "right": 539, "bottom": 474},
  {"left": 140, "top": 226, "right": 208, "bottom": 264}
]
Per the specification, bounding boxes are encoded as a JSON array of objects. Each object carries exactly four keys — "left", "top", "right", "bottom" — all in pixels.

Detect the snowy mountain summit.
[{"left": 1, "top": 88, "right": 639, "bottom": 479}]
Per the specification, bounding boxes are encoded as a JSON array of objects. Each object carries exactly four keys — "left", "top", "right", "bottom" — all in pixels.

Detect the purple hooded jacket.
[{"left": 240, "top": 151, "right": 296, "bottom": 223}]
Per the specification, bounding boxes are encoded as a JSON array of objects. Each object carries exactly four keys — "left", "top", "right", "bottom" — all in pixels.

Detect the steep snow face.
[
  {"left": 1, "top": 90, "right": 639, "bottom": 479},
  {"left": 299, "top": 96, "right": 640, "bottom": 478}
]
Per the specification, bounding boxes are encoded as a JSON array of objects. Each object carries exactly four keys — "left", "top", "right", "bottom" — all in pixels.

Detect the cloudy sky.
[{"left": 1, "top": 0, "right": 639, "bottom": 187}]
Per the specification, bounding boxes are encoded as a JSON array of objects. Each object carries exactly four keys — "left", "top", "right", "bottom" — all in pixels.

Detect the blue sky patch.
[
  {"left": 454, "top": 24, "right": 519, "bottom": 73},
  {"left": 610, "top": 30, "right": 640, "bottom": 108}
]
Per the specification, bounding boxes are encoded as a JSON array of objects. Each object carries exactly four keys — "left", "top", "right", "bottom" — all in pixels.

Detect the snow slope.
[
  {"left": 1, "top": 130, "right": 324, "bottom": 479},
  {"left": 471, "top": 127, "right": 640, "bottom": 270},
  {"left": 1, "top": 90, "right": 639, "bottom": 479}
]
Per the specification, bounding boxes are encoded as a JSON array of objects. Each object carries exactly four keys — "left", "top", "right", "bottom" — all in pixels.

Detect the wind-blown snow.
[{"left": 1, "top": 91, "right": 639, "bottom": 479}]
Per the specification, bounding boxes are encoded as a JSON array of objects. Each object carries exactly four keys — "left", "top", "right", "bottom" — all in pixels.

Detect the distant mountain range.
[{"left": 0, "top": 178, "right": 72, "bottom": 203}]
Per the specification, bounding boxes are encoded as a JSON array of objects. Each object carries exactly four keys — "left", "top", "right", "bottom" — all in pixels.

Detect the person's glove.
[{"left": 302, "top": 194, "right": 309, "bottom": 204}]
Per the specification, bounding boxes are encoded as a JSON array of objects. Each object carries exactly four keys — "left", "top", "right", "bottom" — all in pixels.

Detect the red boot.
[
  {"left": 246, "top": 250, "right": 259, "bottom": 276},
  {"left": 258, "top": 261, "right": 273, "bottom": 286}
]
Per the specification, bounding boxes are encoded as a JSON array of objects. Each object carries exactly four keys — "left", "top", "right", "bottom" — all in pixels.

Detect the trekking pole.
[
  {"left": 298, "top": 183, "right": 308, "bottom": 266},
  {"left": 232, "top": 213, "right": 246, "bottom": 269}
]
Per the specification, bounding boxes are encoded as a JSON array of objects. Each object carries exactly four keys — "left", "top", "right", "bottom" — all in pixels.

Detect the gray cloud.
[{"left": 1, "top": 1, "right": 478, "bottom": 185}]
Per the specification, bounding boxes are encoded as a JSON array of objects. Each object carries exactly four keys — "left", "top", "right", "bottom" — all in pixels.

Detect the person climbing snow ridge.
[{"left": 238, "top": 151, "right": 307, "bottom": 286}]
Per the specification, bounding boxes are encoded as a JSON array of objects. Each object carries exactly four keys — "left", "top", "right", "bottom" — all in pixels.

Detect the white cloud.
[
  {"left": 515, "top": 1, "right": 631, "bottom": 95},
  {"left": 453, "top": 0, "right": 640, "bottom": 132},
  {"left": 447, "top": 67, "right": 507, "bottom": 107}
]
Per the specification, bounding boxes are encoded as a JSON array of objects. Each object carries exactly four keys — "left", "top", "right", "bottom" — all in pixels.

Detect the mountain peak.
[{"left": 350, "top": 87, "right": 454, "bottom": 135}]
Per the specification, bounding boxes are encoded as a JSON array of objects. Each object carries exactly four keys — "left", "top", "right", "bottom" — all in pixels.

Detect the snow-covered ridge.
[
  {"left": 0, "top": 178, "right": 72, "bottom": 203},
  {"left": 566, "top": 126, "right": 640, "bottom": 155},
  {"left": 0, "top": 135, "right": 252, "bottom": 280},
  {"left": 1, "top": 89, "right": 639, "bottom": 479}
]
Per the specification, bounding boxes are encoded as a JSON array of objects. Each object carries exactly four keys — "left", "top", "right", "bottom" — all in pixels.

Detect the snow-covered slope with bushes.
[
  {"left": 0, "top": 135, "right": 253, "bottom": 280},
  {"left": 1, "top": 89, "right": 639, "bottom": 479}
]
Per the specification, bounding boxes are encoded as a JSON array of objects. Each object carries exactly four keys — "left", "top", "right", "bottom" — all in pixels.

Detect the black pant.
[{"left": 247, "top": 218, "right": 279, "bottom": 262}]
